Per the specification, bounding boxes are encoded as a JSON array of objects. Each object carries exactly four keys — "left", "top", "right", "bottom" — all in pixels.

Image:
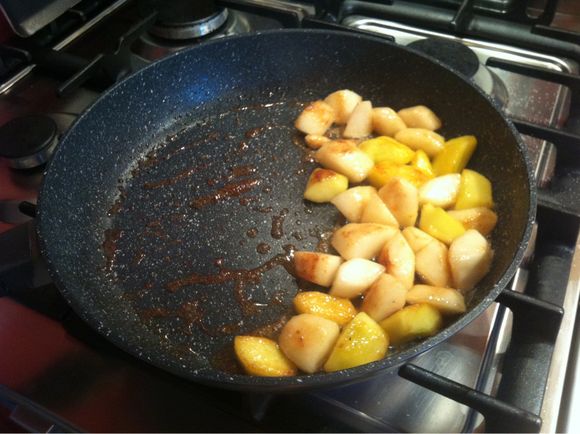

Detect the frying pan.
[{"left": 37, "top": 30, "right": 535, "bottom": 391}]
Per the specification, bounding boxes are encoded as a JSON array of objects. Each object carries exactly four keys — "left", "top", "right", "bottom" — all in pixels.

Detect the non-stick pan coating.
[{"left": 38, "top": 30, "right": 535, "bottom": 391}]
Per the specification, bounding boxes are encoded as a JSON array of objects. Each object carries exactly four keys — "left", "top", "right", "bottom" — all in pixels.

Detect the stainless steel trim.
[
  {"left": 150, "top": 9, "right": 229, "bottom": 40},
  {"left": 542, "top": 235, "right": 580, "bottom": 433},
  {"left": 0, "top": 0, "right": 131, "bottom": 95}
]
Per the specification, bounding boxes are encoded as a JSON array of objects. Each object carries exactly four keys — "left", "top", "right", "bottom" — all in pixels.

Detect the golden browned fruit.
[
  {"left": 293, "top": 291, "right": 357, "bottom": 326},
  {"left": 432, "top": 135, "right": 477, "bottom": 176},
  {"left": 455, "top": 169, "right": 494, "bottom": 210},
  {"left": 419, "top": 203, "right": 466, "bottom": 244},
  {"left": 359, "top": 136, "right": 415, "bottom": 165},
  {"left": 324, "top": 312, "right": 388, "bottom": 372},
  {"left": 234, "top": 336, "right": 297, "bottom": 377},
  {"left": 303, "top": 168, "right": 348, "bottom": 203},
  {"left": 379, "top": 303, "right": 443, "bottom": 346}
]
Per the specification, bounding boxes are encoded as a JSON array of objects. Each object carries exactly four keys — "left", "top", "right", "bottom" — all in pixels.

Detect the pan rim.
[{"left": 37, "top": 28, "right": 537, "bottom": 390}]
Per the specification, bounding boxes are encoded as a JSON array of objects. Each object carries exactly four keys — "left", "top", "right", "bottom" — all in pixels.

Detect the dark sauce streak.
[
  {"left": 142, "top": 166, "right": 203, "bottom": 190},
  {"left": 138, "top": 307, "right": 170, "bottom": 322},
  {"left": 230, "top": 164, "right": 256, "bottom": 178},
  {"left": 176, "top": 299, "right": 207, "bottom": 336},
  {"left": 190, "top": 178, "right": 261, "bottom": 209},
  {"left": 239, "top": 196, "right": 258, "bottom": 206},
  {"left": 271, "top": 208, "right": 289, "bottom": 240},
  {"left": 245, "top": 125, "right": 273, "bottom": 139},
  {"left": 166, "top": 246, "right": 295, "bottom": 321},
  {"left": 256, "top": 243, "right": 271, "bottom": 254},
  {"left": 107, "top": 186, "right": 126, "bottom": 217},
  {"left": 103, "top": 228, "right": 122, "bottom": 272},
  {"left": 253, "top": 206, "right": 273, "bottom": 214}
]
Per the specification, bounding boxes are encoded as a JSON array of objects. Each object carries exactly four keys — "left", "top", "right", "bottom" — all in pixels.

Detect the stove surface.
[{"left": 1, "top": 1, "right": 580, "bottom": 433}]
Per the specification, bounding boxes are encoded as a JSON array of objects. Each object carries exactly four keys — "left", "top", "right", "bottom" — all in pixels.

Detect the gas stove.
[{"left": 1, "top": 0, "right": 580, "bottom": 432}]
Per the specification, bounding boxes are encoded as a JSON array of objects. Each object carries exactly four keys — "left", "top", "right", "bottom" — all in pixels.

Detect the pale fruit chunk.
[
  {"left": 377, "top": 231, "right": 415, "bottom": 289},
  {"left": 406, "top": 285, "right": 466, "bottom": 315},
  {"left": 331, "top": 223, "right": 397, "bottom": 260},
  {"left": 447, "top": 207, "right": 498, "bottom": 236},
  {"left": 418, "top": 174, "right": 461, "bottom": 209},
  {"left": 316, "top": 140, "right": 374, "bottom": 183},
  {"left": 295, "top": 100, "right": 335, "bottom": 135},
  {"left": 330, "top": 258, "right": 385, "bottom": 298},
  {"left": 361, "top": 274, "right": 407, "bottom": 322},
  {"left": 378, "top": 177, "right": 419, "bottom": 228},
  {"left": 324, "top": 312, "right": 388, "bottom": 372},
  {"left": 330, "top": 186, "right": 376, "bottom": 222},
  {"left": 402, "top": 227, "right": 437, "bottom": 253},
  {"left": 397, "top": 105, "right": 442, "bottom": 130},
  {"left": 303, "top": 168, "right": 348, "bottom": 203},
  {"left": 360, "top": 191, "right": 399, "bottom": 227},
  {"left": 293, "top": 291, "right": 357, "bottom": 326},
  {"left": 415, "top": 240, "right": 451, "bottom": 288},
  {"left": 305, "top": 134, "right": 331, "bottom": 149},
  {"left": 234, "top": 336, "right": 297, "bottom": 377},
  {"left": 380, "top": 303, "right": 443, "bottom": 346},
  {"left": 343, "top": 100, "right": 373, "bottom": 139},
  {"left": 419, "top": 203, "right": 466, "bottom": 245},
  {"left": 293, "top": 251, "right": 343, "bottom": 287},
  {"left": 278, "top": 314, "right": 340, "bottom": 374},
  {"left": 449, "top": 229, "right": 494, "bottom": 291},
  {"left": 372, "top": 107, "right": 407, "bottom": 137},
  {"left": 395, "top": 128, "right": 445, "bottom": 157},
  {"left": 324, "top": 89, "right": 362, "bottom": 124}
]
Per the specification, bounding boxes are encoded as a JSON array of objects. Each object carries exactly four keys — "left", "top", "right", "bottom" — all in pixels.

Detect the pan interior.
[{"left": 38, "top": 30, "right": 532, "bottom": 386}]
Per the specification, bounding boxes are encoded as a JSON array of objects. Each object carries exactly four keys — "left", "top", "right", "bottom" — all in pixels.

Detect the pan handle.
[
  {"left": 398, "top": 363, "right": 541, "bottom": 433},
  {"left": 0, "top": 221, "right": 66, "bottom": 318}
]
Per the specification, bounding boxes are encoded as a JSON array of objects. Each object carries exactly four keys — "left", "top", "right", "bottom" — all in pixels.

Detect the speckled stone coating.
[{"left": 37, "top": 30, "right": 535, "bottom": 391}]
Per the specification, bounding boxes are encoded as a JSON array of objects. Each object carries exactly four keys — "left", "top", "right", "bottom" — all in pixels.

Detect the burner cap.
[
  {"left": 0, "top": 114, "right": 58, "bottom": 169},
  {"left": 408, "top": 38, "right": 480, "bottom": 79},
  {"left": 150, "top": 7, "right": 229, "bottom": 40}
]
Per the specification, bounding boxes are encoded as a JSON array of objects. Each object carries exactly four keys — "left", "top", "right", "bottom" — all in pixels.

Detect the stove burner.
[
  {"left": 131, "top": 9, "right": 251, "bottom": 65},
  {"left": 150, "top": 7, "right": 229, "bottom": 40},
  {"left": 0, "top": 114, "right": 58, "bottom": 169},
  {"left": 408, "top": 37, "right": 508, "bottom": 107}
]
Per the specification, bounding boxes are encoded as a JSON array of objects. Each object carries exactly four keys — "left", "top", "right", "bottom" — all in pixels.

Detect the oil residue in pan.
[{"left": 101, "top": 100, "right": 340, "bottom": 366}]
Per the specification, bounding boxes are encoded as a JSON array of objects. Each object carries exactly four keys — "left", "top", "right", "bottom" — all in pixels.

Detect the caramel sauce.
[
  {"left": 138, "top": 307, "right": 170, "bottom": 322},
  {"left": 271, "top": 208, "right": 289, "bottom": 239},
  {"left": 103, "top": 228, "right": 122, "bottom": 273},
  {"left": 190, "top": 178, "right": 261, "bottom": 209},
  {"left": 165, "top": 248, "right": 293, "bottom": 294},
  {"left": 246, "top": 228, "right": 258, "bottom": 238},
  {"left": 256, "top": 243, "right": 271, "bottom": 254}
]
